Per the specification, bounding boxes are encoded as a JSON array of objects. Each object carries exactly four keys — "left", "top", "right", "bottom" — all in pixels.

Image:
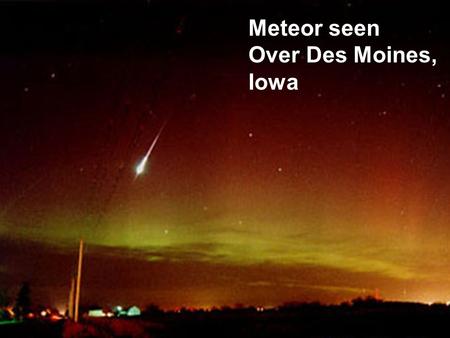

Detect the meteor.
[{"left": 135, "top": 121, "right": 167, "bottom": 177}]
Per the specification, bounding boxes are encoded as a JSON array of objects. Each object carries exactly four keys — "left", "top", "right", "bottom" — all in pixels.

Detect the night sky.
[{"left": 1, "top": 0, "right": 449, "bottom": 310}]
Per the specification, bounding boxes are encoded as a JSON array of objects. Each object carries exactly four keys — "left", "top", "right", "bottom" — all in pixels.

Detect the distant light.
[
  {"left": 127, "top": 306, "right": 141, "bottom": 317},
  {"left": 88, "top": 309, "right": 106, "bottom": 317},
  {"left": 40, "top": 310, "right": 47, "bottom": 317},
  {"left": 50, "top": 314, "right": 63, "bottom": 321}
]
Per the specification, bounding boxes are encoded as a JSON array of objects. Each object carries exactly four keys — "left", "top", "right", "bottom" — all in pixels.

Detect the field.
[{"left": 2, "top": 303, "right": 450, "bottom": 338}]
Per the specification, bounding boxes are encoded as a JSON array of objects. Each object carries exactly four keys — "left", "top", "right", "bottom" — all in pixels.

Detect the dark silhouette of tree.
[
  {"left": 15, "top": 282, "right": 31, "bottom": 319},
  {"left": 142, "top": 303, "right": 164, "bottom": 317},
  {"left": 351, "top": 295, "right": 383, "bottom": 308}
]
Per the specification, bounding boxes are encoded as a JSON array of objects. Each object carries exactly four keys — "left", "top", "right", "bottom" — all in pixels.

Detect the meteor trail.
[{"left": 135, "top": 120, "right": 168, "bottom": 177}]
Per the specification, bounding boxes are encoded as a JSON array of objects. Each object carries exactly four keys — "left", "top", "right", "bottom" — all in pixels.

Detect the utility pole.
[
  {"left": 74, "top": 239, "right": 84, "bottom": 323},
  {"left": 68, "top": 276, "right": 75, "bottom": 319}
]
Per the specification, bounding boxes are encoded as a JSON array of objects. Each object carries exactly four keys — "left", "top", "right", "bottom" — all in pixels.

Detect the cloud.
[{"left": 2, "top": 235, "right": 446, "bottom": 308}]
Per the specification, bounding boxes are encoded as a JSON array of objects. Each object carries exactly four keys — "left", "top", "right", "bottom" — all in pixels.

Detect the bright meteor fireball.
[{"left": 135, "top": 121, "right": 168, "bottom": 177}]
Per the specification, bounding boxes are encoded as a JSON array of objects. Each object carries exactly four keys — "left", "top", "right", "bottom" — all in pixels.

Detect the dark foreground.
[{"left": 3, "top": 303, "right": 450, "bottom": 338}]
